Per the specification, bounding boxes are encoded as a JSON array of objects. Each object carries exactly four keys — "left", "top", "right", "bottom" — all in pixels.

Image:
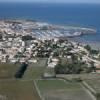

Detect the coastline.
[
  {"left": 68, "top": 37, "right": 100, "bottom": 50},
  {"left": 0, "top": 19, "right": 99, "bottom": 50}
]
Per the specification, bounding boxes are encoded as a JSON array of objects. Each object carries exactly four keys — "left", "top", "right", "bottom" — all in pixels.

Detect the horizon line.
[{"left": 0, "top": 1, "right": 100, "bottom": 4}]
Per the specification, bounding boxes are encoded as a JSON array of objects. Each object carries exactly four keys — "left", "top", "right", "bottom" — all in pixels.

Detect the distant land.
[{"left": 0, "top": 19, "right": 96, "bottom": 40}]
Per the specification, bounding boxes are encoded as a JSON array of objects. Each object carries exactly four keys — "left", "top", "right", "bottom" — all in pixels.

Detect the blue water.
[{"left": 0, "top": 3, "right": 100, "bottom": 42}]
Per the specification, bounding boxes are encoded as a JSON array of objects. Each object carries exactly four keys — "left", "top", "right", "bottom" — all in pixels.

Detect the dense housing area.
[{"left": 0, "top": 20, "right": 99, "bottom": 100}]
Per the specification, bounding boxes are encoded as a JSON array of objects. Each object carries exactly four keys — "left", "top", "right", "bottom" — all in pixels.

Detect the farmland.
[
  {"left": 56, "top": 73, "right": 100, "bottom": 81},
  {"left": 0, "top": 63, "right": 20, "bottom": 79},
  {"left": 0, "top": 59, "right": 47, "bottom": 100},
  {"left": 0, "top": 80, "right": 40, "bottom": 100},
  {"left": 83, "top": 79, "right": 100, "bottom": 100},
  {"left": 23, "top": 58, "right": 47, "bottom": 79},
  {"left": 0, "top": 60, "right": 99, "bottom": 100},
  {"left": 36, "top": 79, "right": 94, "bottom": 100}
]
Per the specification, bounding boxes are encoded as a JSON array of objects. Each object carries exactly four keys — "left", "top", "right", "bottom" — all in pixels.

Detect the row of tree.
[
  {"left": 55, "top": 62, "right": 86, "bottom": 74},
  {"left": 84, "top": 45, "right": 99, "bottom": 54}
]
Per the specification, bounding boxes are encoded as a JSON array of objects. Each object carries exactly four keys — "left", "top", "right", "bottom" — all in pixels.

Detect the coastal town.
[
  {"left": 0, "top": 20, "right": 99, "bottom": 72},
  {"left": 0, "top": 20, "right": 100, "bottom": 100}
]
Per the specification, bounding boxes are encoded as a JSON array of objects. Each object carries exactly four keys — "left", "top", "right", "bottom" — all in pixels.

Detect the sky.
[{"left": 0, "top": 0, "right": 100, "bottom": 3}]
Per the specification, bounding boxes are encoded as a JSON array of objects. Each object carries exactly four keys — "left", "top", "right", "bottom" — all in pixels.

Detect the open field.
[
  {"left": 0, "top": 60, "right": 98, "bottom": 100},
  {"left": 23, "top": 58, "right": 47, "bottom": 79},
  {"left": 0, "top": 80, "right": 40, "bottom": 100},
  {"left": 83, "top": 79, "right": 100, "bottom": 100},
  {"left": 36, "top": 79, "right": 93, "bottom": 100},
  {"left": 44, "top": 67, "right": 55, "bottom": 76},
  {"left": 0, "top": 63, "right": 20, "bottom": 79},
  {"left": 56, "top": 73, "right": 100, "bottom": 81},
  {"left": 84, "top": 79, "right": 100, "bottom": 93}
]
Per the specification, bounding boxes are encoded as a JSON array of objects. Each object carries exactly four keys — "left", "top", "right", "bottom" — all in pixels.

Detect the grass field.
[
  {"left": 0, "top": 59, "right": 97, "bottom": 100},
  {"left": 84, "top": 79, "right": 100, "bottom": 94},
  {"left": 0, "top": 63, "right": 20, "bottom": 79},
  {"left": 36, "top": 79, "right": 93, "bottom": 100},
  {"left": 23, "top": 58, "right": 47, "bottom": 79},
  {"left": 56, "top": 73, "right": 100, "bottom": 81},
  {"left": 0, "top": 80, "right": 40, "bottom": 100},
  {"left": 83, "top": 79, "right": 100, "bottom": 100},
  {"left": 0, "top": 59, "right": 47, "bottom": 100}
]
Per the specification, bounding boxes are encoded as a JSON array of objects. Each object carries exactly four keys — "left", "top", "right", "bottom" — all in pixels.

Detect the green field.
[
  {"left": 36, "top": 79, "right": 93, "bottom": 100},
  {"left": 84, "top": 79, "right": 100, "bottom": 100},
  {"left": 0, "top": 59, "right": 98, "bottom": 100},
  {"left": 0, "top": 59, "right": 47, "bottom": 100},
  {"left": 23, "top": 58, "right": 47, "bottom": 79},
  {"left": 0, "top": 63, "right": 20, "bottom": 79},
  {"left": 84, "top": 79, "right": 100, "bottom": 93},
  {"left": 56, "top": 73, "right": 100, "bottom": 81},
  {"left": 0, "top": 80, "right": 40, "bottom": 100}
]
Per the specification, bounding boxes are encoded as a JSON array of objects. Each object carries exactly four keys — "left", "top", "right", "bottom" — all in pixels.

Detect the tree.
[
  {"left": 22, "top": 35, "right": 33, "bottom": 41},
  {"left": 0, "top": 34, "right": 2, "bottom": 39},
  {"left": 71, "top": 54, "right": 78, "bottom": 63},
  {"left": 84, "top": 45, "right": 91, "bottom": 51},
  {"left": 15, "top": 63, "right": 28, "bottom": 78},
  {"left": 55, "top": 62, "right": 84, "bottom": 74},
  {"left": 90, "top": 49, "right": 99, "bottom": 54},
  {"left": 90, "top": 61, "right": 96, "bottom": 72}
]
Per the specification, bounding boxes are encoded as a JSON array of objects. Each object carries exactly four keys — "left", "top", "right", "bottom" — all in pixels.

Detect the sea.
[{"left": 0, "top": 2, "right": 100, "bottom": 45}]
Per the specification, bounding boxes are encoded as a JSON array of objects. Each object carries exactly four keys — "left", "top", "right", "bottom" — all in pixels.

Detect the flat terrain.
[
  {"left": 0, "top": 60, "right": 98, "bottom": 100},
  {"left": 83, "top": 79, "right": 100, "bottom": 100},
  {"left": 36, "top": 79, "right": 93, "bottom": 100},
  {"left": 0, "top": 80, "right": 40, "bottom": 100},
  {"left": 0, "top": 63, "right": 20, "bottom": 79},
  {"left": 0, "top": 59, "right": 47, "bottom": 100},
  {"left": 23, "top": 58, "right": 47, "bottom": 79},
  {"left": 84, "top": 79, "right": 100, "bottom": 94},
  {"left": 56, "top": 73, "right": 100, "bottom": 80}
]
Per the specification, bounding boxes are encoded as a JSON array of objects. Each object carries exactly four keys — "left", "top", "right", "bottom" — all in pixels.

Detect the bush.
[
  {"left": 90, "top": 50, "right": 99, "bottom": 54},
  {"left": 84, "top": 45, "right": 91, "bottom": 51},
  {"left": 55, "top": 62, "right": 84, "bottom": 74},
  {"left": 0, "top": 34, "right": 2, "bottom": 39},
  {"left": 22, "top": 35, "right": 33, "bottom": 41},
  {"left": 15, "top": 63, "right": 28, "bottom": 78}
]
